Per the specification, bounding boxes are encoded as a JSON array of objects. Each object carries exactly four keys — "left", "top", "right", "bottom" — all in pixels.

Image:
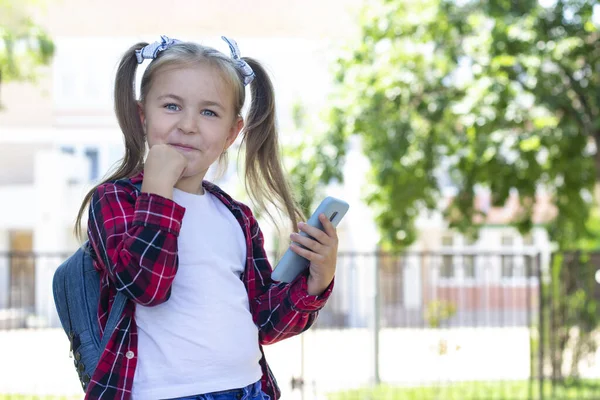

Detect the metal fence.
[
  {"left": 0, "top": 250, "right": 599, "bottom": 400},
  {"left": 316, "top": 251, "right": 541, "bottom": 329}
]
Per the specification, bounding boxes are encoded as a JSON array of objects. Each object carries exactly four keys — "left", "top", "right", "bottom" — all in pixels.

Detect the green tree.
[
  {"left": 284, "top": 102, "right": 343, "bottom": 219},
  {"left": 278, "top": 102, "right": 342, "bottom": 256},
  {"left": 325, "top": 0, "right": 599, "bottom": 250},
  {"left": 322, "top": 0, "right": 600, "bottom": 382},
  {"left": 0, "top": 0, "right": 54, "bottom": 104}
]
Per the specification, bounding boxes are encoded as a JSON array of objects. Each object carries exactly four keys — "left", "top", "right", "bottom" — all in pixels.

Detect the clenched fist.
[{"left": 141, "top": 144, "right": 187, "bottom": 199}]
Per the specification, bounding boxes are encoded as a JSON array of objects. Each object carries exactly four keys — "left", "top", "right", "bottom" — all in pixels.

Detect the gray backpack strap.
[{"left": 98, "top": 179, "right": 143, "bottom": 355}]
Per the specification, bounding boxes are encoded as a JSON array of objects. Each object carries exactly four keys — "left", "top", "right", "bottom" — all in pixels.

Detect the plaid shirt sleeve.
[
  {"left": 245, "top": 209, "right": 334, "bottom": 345},
  {"left": 87, "top": 182, "right": 186, "bottom": 306}
]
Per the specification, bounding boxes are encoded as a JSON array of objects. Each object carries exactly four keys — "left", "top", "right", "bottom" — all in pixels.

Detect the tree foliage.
[
  {"left": 285, "top": 102, "right": 345, "bottom": 219},
  {"left": 0, "top": 0, "right": 54, "bottom": 100},
  {"left": 325, "top": 0, "right": 600, "bottom": 250},
  {"left": 318, "top": 0, "right": 600, "bottom": 382}
]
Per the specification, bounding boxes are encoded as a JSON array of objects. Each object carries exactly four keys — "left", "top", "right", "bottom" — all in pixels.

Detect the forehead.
[{"left": 149, "top": 63, "right": 234, "bottom": 105}]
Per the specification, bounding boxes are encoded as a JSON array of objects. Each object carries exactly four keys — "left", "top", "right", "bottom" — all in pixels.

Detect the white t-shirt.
[{"left": 132, "top": 188, "right": 262, "bottom": 400}]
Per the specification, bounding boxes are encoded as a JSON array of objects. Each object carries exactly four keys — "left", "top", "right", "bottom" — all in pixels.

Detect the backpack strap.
[
  {"left": 99, "top": 292, "right": 127, "bottom": 352},
  {"left": 98, "top": 180, "right": 143, "bottom": 355}
]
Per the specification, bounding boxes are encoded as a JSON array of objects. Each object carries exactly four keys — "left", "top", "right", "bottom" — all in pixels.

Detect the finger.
[
  {"left": 290, "top": 243, "right": 325, "bottom": 263},
  {"left": 291, "top": 233, "right": 323, "bottom": 254},
  {"left": 299, "top": 220, "right": 331, "bottom": 245},
  {"left": 319, "top": 213, "right": 338, "bottom": 239}
]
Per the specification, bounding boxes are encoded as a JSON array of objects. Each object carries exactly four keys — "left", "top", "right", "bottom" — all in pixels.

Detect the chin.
[{"left": 181, "top": 168, "right": 206, "bottom": 179}]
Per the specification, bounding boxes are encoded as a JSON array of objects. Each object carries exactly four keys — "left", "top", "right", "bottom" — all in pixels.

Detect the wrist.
[
  {"left": 141, "top": 179, "right": 174, "bottom": 200},
  {"left": 307, "top": 274, "right": 332, "bottom": 296}
]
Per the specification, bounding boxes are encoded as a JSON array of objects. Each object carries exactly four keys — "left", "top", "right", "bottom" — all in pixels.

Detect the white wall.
[
  {"left": 0, "top": 231, "right": 9, "bottom": 310},
  {"left": 0, "top": 185, "right": 36, "bottom": 229},
  {"left": 32, "top": 150, "right": 90, "bottom": 325}
]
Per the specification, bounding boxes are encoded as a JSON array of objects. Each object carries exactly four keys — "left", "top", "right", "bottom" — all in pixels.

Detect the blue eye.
[
  {"left": 201, "top": 109, "right": 217, "bottom": 117},
  {"left": 164, "top": 103, "right": 181, "bottom": 111}
]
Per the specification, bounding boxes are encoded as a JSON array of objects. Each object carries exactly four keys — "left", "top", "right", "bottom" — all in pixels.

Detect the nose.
[{"left": 178, "top": 110, "right": 198, "bottom": 134}]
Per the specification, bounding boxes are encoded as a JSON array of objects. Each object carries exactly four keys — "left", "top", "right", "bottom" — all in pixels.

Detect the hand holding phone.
[{"left": 271, "top": 197, "right": 349, "bottom": 284}]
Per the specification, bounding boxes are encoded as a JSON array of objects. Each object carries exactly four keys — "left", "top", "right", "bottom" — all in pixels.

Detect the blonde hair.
[{"left": 74, "top": 40, "right": 303, "bottom": 239}]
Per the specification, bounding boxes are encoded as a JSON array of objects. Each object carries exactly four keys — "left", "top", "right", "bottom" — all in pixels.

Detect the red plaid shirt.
[{"left": 86, "top": 172, "right": 333, "bottom": 400}]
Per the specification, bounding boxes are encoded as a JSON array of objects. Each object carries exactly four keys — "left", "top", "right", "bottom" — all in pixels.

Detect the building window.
[
  {"left": 501, "top": 235, "right": 514, "bottom": 246},
  {"left": 440, "top": 233, "right": 454, "bottom": 278},
  {"left": 464, "top": 255, "right": 476, "bottom": 278},
  {"left": 85, "top": 148, "right": 99, "bottom": 180},
  {"left": 501, "top": 234, "right": 514, "bottom": 278},
  {"left": 523, "top": 234, "right": 534, "bottom": 246},
  {"left": 524, "top": 255, "right": 536, "bottom": 278},
  {"left": 440, "top": 255, "right": 454, "bottom": 278},
  {"left": 9, "top": 231, "right": 35, "bottom": 311},
  {"left": 501, "top": 256, "right": 513, "bottom": 278}
]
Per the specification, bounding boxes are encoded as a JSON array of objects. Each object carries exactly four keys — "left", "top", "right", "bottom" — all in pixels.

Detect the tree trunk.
[{"left": 593, "top": 136, "right": 600, "bottom": 204}]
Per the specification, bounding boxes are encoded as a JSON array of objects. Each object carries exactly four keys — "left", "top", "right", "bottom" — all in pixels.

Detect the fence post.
[
  {"left": 537, "top": 252, "right": 544, "bottom": 400},
  {"left": 373, "top": 251, "right": 381, "bottom": 386},
  {"left": 300, "top": 333, "right": 305, "bottom": 400},
  {"left": 527, "top": 254, "right": 533, "bottom": 400}
]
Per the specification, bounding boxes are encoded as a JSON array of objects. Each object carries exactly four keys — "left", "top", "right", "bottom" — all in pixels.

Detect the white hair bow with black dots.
[
  {"left": 135, "top": 35, "right": 181, "bottom": 64},
  {"left": 135, "top": 35, "right": 255, "bottom": 86},
  {"left": 221, "top": 36, "right": 255, "bottom": 86}
]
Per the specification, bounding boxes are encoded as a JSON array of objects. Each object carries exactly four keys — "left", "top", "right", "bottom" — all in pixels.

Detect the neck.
[{"left": 175, "top": 172, "right": 207, "bottom": 195}]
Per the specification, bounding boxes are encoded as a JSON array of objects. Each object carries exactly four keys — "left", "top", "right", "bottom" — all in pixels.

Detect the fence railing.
[
  {"left": 311, "top": 251, "right": 542, "bottom": 330},
  {"left": 0, "top": 250, "right": 599, "bottom": 400}
]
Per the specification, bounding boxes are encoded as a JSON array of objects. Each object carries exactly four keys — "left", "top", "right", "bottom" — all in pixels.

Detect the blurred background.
[{"left": 1, "top": 0, "right": 600, "bottom": 399}]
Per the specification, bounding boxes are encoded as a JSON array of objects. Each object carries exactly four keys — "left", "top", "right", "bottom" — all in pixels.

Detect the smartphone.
[{"left": 271, "top": 196, "right": 349, "bottom": 283}]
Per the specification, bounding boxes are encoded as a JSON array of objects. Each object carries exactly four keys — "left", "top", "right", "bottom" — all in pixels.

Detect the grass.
[
  {"left": 327, "top": 380, "right": 600, "bottom": 400},
  {"left": 3, "top": 381, "right": 600, "bottom": 400}
]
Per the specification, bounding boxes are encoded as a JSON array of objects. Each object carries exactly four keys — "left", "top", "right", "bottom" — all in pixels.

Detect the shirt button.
[{"left": 126, "top": 351, "right": 135, "bottom": 359}]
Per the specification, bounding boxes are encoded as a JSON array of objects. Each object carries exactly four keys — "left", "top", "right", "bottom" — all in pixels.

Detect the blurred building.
[
  {"left": 0, "top": 0, "right": 371, "bottom": 327},
  {"left": 0, "top": 0, "right": 554, "bottom": 330}
]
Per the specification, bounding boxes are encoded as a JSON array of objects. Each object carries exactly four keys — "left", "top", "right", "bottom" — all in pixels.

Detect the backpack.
[{"left": 52, "top": 181, "right": 140, "bottom": 392}]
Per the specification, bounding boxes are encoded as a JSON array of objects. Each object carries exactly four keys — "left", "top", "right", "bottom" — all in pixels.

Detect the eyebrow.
[{"left": 157, "top": 94, "right": 225, "bottom": 110}]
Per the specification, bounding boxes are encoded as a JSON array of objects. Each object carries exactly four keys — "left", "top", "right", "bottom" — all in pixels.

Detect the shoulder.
[{"left": 91, "top": 174, "right": 142, "bottom": 205}]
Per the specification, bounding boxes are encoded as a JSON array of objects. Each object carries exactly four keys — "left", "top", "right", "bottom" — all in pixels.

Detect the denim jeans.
[{"left": 167, "top": 380, "right": 270, "bottom": 400}]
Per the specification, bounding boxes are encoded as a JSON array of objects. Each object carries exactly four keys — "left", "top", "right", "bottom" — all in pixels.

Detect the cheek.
[
  {"left": 145, "top": 132, "right": 161, "bottom": 148},
  {"left": 207, "top": 136, "right": 228, "bottom": 155},
  {"left": 145, "top": 123, "right": 170, "bottom": 147}
]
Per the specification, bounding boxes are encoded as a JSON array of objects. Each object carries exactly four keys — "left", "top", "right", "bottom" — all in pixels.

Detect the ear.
[
  {"left": 224, "top": 117, "right": 244, "bottom": 150},
  {"left": 137, "top": 102, "right": 146, "bottom": 131}
]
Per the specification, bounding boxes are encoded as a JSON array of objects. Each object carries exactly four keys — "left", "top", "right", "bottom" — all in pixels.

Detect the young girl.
[{"left": 74, "top": 36, "right": 338, "bottom": 400}]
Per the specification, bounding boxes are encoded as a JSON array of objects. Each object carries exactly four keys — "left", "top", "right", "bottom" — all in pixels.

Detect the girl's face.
[{"left": 139, "top": 63, "right": 242, "bottom": 183}]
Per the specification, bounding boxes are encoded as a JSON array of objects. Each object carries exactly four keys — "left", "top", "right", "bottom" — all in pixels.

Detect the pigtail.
[
  {"left": 74, "top": 42, "right": 148, "bottom": 240},
  {"left": 113, "top": 42, "right": 148, "bottom": 169},
  {"left": 242, "top": 57, "right": 305, "bottom": 231}
]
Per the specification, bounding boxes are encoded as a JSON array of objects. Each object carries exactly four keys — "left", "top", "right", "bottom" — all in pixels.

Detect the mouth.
[{"left": 170, "top": 143, "right": 197, "bottom": 152}]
